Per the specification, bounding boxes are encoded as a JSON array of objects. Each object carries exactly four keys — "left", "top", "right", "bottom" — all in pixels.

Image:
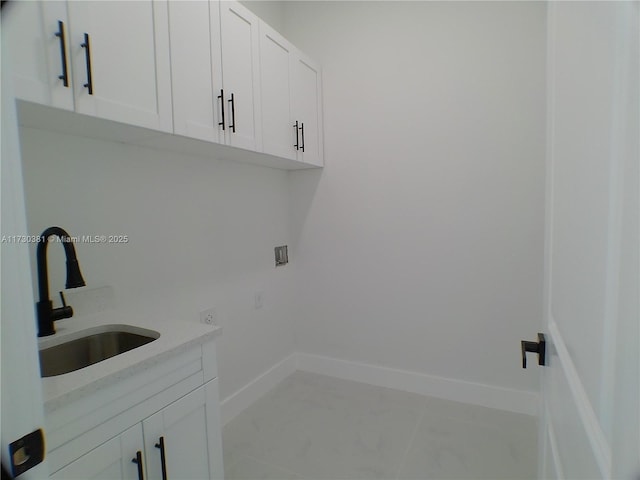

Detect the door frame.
[{"left": 1, "top": 3, "right": 49, "bottom": 478}]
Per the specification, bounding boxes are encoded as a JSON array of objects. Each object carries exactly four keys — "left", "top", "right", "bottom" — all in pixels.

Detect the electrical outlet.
[
  {"left": 254, "top": 292, "right": 263, "bottom": 309},
  {"left": 199, "top": 307, "right": 217, "bottom": 325}
]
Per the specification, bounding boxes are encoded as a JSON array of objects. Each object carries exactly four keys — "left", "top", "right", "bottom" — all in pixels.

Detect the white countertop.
[{"left": 38, "top": 311, "right": 221, "bottom": 412}]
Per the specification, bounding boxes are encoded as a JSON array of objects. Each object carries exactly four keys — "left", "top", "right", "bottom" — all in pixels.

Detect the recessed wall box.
[{"left": 275, "top": 245, "right": 288, "bottom": 266}]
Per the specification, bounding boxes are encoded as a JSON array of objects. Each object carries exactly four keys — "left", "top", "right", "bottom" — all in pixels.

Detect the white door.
[
  {"left": 540, "top": 2, "right": 639, "bottom": 479},
  {"left": 218, "top": 1, "right": 262, "bottom": 151},
  {"left": 143, "top": 380, "right": 224, "bottom": 480},
  {"left": 67, "top": 0, "right": 172, "bottom": 132},
  {"left": 291, "top": 51, "right": 323, "bottom": 167},
  {"left": 50, "top": 424, "right": 144, "bottom": 480}
]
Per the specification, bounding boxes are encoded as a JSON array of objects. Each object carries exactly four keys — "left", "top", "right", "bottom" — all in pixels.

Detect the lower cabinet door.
[
  {"left": 143, "top": 379, "right": 224, "bottom": 480},
  {"left": 51, "top": 424, "right": 145, "bottom": 480}
]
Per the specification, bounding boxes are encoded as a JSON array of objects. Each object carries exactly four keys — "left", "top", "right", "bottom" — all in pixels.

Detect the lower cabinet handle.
[
  {"left": 155, "top": 436, "right": 168, "bottom": 480},
  {"left": 131, "top": 451, "right": 145, "bottom": 480}
]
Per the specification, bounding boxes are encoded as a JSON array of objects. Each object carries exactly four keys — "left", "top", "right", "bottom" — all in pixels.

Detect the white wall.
[
  {"left": 19, "top": 126, "right": 296, "bottom": 402},
  {"left": 284, "top": 2, "right": 546, "bottom": 395}
]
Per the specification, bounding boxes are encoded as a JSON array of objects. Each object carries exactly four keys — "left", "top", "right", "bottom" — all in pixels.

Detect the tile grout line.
[{"left": 394, "top": 408, "right": 426, "bottom": 480}]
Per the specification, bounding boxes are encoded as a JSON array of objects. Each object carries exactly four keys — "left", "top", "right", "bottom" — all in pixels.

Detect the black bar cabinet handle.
[
  {"left": 299, "top": 122, "right": 305, "bottom": 152},
  {"left": 54, "top": 21, "right": 69, "bottom": 87},
  {"left": 131, "top": 451, "right": 144, "bottom": 480},
  {"left": 228, "top": 93, "right": 236, "bottom": 133},
  {"left": 155, "top": 437, "right": 168, "bottom": 480},
  {"left": 294, "top": 120, "right": 299, "bottom": 150},
  {"left": 217, "top": 89, "right": 225, "bottom": 130},
  {"left": 80, "top": 33, "right": 93, "bottom": 95}
]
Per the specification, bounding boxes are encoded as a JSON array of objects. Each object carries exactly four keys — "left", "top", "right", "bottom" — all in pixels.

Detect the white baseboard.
[
  {"left": 221, "top": 352, "right": 539, "bottom": 425},
  {"left": 220, "top": 353, "right": 297, "bottom": 426},
  {"left": 296, "top": 353, "right": 539, "bottom": 416}
]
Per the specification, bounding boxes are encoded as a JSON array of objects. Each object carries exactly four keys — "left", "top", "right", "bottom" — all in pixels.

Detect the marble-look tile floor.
[{"left": 222, "top": 371, "right": 537, "bottom": 480}]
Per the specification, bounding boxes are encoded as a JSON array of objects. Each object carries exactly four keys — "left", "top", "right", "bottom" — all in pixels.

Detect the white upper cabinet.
[
  {"left": 8, "top": 0, "right": 173, "bottom": 132},
  {"left": 7, "top": 1, "right": 74, "bottom": 111},
  {"left": 66, "top": 0, "right": 172, "bottom": 132},
  {"left": 259, "top": 22, "right": 296, "bottom": 160},
  {"left": 217, "top": 1, "right": 263, "bottom": 151},
  {"left": 167, "top": 1, "right": 222, "bottom": 143},
  {"left": 8, "top": 0, "right": 322, "bottom": 168},
  {"left": 259, "top": 20, "right": 324, "bottom": 166},
  {"left": 291, "top": 51, "right": 324, "bottom": 167},
  {"left": 168, "top": 0, "right": 264, "bottom": 152}
]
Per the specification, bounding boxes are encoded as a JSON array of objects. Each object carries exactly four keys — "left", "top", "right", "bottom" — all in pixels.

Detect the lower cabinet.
[
  {"left": 143, "top": 380, "right": 224, "bottom": 480},
  {"left": 51, "top": 424, "right": 142, "bottom": 480},
  {"left": 50, "top": 424, "right": 144, "bottom": 480},
  {"left": 50, "top": 380, "right": 223, "bottom": 480}
]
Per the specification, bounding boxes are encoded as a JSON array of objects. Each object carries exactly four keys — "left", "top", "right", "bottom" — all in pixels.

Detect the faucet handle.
[{"left": 51, "top": 291, "right": 74, "bottom": 322}]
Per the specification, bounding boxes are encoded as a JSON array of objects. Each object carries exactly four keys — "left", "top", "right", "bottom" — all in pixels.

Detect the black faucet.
[{"left": 36, "top": 226, "right": 86, "bottom": 337}]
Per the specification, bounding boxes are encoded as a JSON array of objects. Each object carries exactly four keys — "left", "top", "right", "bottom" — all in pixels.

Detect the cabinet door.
[
  {"left": 168, "top": 1, "right": 223, "bottom": 143},
  {"left": 143, "top": 380, "right": 224, "bottom": 480},
  {"left": 292, "top": 52, "right": 324, "bottom": 166},
  {"left": 51, "top": 424, "right": 144, "bottom": 480},
  {"left": 6, "top": 0, "right": 74, "bottom": 110},
  {"left": 259, "top": 21, "right": 296, "bottom": 160},
  {"left": 67, "top": 0, "right": 172, "bottom": 132},
  {"left": 218, "top": 1, "right": 262, "bottom": 151}
]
